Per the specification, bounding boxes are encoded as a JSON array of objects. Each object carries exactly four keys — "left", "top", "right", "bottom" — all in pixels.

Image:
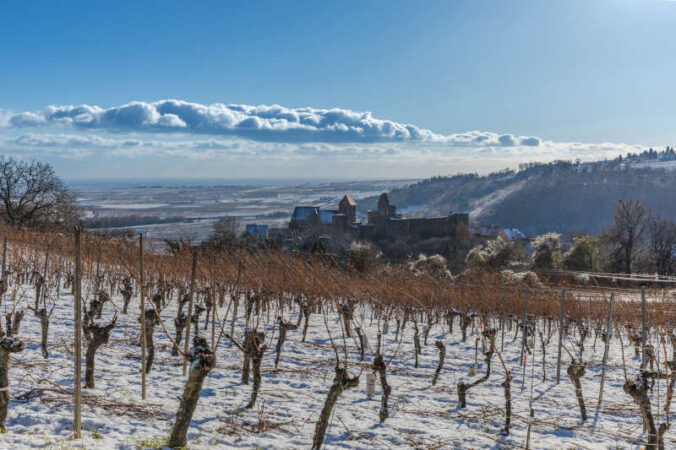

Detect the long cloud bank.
[
  {"left": 3, "top": 132, "right": 646, "bottom": 163},
  {"left": 4, "top": 100, "right": 542, "bottom": 146}
]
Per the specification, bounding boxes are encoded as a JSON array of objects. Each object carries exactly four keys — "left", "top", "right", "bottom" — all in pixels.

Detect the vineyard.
[{"left": 0, "top": 226, "right": 674, "bottom": 449}]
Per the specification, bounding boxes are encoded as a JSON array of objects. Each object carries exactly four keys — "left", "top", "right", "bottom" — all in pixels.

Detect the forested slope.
[{"left": 359, "top": 149, "right": 676, "bottom": 236}]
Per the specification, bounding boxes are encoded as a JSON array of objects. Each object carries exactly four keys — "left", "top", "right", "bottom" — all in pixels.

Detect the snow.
[
  {"left": 100, "top": 204, "right": 169, "bottom": 210},
  {"left": 0, "top": 280, "right": 668, "bottom": 449}
]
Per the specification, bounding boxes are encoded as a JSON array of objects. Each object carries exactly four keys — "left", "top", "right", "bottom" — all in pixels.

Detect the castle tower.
[{"left": 339, "top": 194, "right": 357, "bottom": 224}]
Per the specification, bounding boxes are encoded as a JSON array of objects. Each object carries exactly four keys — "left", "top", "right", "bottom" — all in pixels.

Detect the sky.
[{"left": 1, "top": 0, "right": 675, "bottom": 181}]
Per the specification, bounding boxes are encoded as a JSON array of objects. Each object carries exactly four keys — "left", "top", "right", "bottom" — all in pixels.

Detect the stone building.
[
  {"left": 289, "top": 194, "right": 357, "bottom": 232},
  {"left": 289, "top": 192, "right": 469, "bottom": 242},
  {"left": 360, "top": 193, "right": 469, "bottom": 241}
]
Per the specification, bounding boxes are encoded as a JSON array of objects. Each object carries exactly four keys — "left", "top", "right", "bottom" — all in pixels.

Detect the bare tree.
[
  {"left": 0, "top": 156, "right": 78, "bottom": 229},
  {"left": 647, "top": 215, "right": 676, "bottom": 276},
  {"left": 602, "top": 199, "right": 649, "bottom": 274},
  {"left": 209, "top": 216, "right": 239, "bottom": 248}
]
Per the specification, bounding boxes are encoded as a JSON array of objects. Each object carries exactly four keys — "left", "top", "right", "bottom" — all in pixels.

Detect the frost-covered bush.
[
  {"left": 465, "top": 236, "right": 526, "bottom": 269},
  {"left": 408, "top": 253, "right": 452, "bottom": 279},
  {"left": 499, "top": 269, "right": 542, "bottom": 287},
  {"left": 531, "top": 232, "right": 562, "bottom": 269},
  {"left": 346, "top": 241, "right": 382, "bottom": 273},
  {"left": 519, "top": 271, "right": 542, "bottom": 287},
  {"left": 498, "top": 269, "right": 518, "bottom": 284}
]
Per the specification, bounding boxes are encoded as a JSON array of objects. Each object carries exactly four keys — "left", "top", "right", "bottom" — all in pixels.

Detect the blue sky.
[{"left": 0, "top": 0, "right": 674, "bottom": 180}]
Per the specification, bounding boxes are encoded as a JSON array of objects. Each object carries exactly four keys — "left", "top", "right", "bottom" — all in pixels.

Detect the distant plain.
[{"left": 72, "top": 178, "right": 415, "bottom": 240}]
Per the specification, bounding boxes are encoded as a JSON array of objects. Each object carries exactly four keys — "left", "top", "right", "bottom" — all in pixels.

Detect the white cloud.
[
  {"left": 6, "top": 99, "right": 545, "bottom": 146},
  {"left": 12, "top": 133, "right": 143, "bottom": 148},
  {"left": 3, "top": 131, "right": 647, "bottom": 165},
  {"left": 0, "top": 109, "right": 12, "bottom": 127},
  {"left": 0, "top": 100, "right": 654, "bottom": 179}
]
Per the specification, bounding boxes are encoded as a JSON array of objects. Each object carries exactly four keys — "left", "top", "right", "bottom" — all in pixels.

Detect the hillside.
[{"left": 358, "top": 148, "right": 676, "bottom": 237}]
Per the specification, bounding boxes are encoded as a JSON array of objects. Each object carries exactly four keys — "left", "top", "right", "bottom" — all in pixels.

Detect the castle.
[
  {"left": 289, "top": 193, "right": 469, "bottom": 241},
  {"left": 289, "top": 194, "right": 357, "bottom": 232}
]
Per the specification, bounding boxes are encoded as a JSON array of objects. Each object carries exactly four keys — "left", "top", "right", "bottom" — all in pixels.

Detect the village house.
[
  {"left": 244, "top": 223, "right": 269, "bottom": 240},
  {"left": 471, "top": 224, "right": 527, "bottom": 241}
]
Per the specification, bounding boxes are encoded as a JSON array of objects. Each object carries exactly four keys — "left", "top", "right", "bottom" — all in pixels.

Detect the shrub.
[
  {"left": 408, "top": 253, "right": 452, "bottom": 279},
  {"left": 531, "top": 233, "right": 562, "bottom": 269},
  {"left": 346, "top": 241, "right": 382, "bottom": 273},
  {"left": 465, "top": 236, "right": 527, "bottom": 269},
  {"left": 563, "top": 234, "right": 601, "bottom": 272}
]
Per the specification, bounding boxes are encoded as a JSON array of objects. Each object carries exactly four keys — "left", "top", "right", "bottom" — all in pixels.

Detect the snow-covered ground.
[{"left": 0, "top": 279, "right": 667, "bottom": 449}]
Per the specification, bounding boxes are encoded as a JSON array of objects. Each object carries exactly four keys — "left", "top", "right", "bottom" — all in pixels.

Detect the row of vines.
[{"left": 0, "top": 225, "right": 674, "bottom": 448}]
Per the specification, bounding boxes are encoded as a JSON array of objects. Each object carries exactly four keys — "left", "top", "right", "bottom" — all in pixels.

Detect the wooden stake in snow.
[
  {"left": 520, "top": 289, "right": 528, "bottom": 367},
  {"left": 0, "top": 236, "right": 6, "bottom": 304},
  {"left": 556, "top": 289, "right": 565, "bottom": 384},
  {"left": 641, "top": 286, "right": 647, "bottom": 366},
  {"left": 500, "top": 285, "right": 506, "bottom": 352},
  {"left": 183, "top": 251, "right": 197, "bottom": 377},
  {"left": 598, "top": 294, "right": 614, "bottom": 406},
  {"left": 138, "top": 231, "right": 146, "bottom": 400},
  {"left": 55, "top": 251, "right": 62, "bottom": 300},
  {"left": 211, "top": 253, "right": 216, "bottom": 351},
  {"left": 73, "top": 226, "right": 82, "bottom": 438}
]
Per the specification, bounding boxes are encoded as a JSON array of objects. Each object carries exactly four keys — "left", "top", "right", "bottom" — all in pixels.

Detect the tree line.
[{"left": 467, "top": 199, "right": 676, "bottom": 277}]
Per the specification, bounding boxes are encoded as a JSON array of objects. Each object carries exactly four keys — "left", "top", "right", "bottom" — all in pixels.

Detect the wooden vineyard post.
[
  {"left": 1, "top": 236, "right": 6, "bottom": 294},
  {"left": 211, "top": 252, "right": 216, "bottom": 351},
  {"left": 73, "top": 227, "right": 82, "bottom": 439},
  {"left": 500, "top": 285, "right": 506, "bottom": 352},
  {"left": 597, "top": 293, "right": 614, "bottom": 406},
  {"left": 520, "top": 289, "right": 529, "bottom": 392},
  {"left": 183, "top": 250, "right": 197, "bottom": 377},
  {"left": 95, "top": 247, "right": 101, "bottom": 291},
  {"left": 641, "top": 286, "right": 647, "bottom": 366},
  {"left": 520, "top": 289, "right": 528, "bottom": 365},
  {"left": 56, "top": 249, "right": 63, "bottom": 299},
  {"left": 41, "top": 245, "right": 49, "bottom": 307},
  {"left": 138, "top": 231, "right": 147, "bottom": 400},
  {"left": 556, "top": 289, "right": 565, "bottom": 384}
]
